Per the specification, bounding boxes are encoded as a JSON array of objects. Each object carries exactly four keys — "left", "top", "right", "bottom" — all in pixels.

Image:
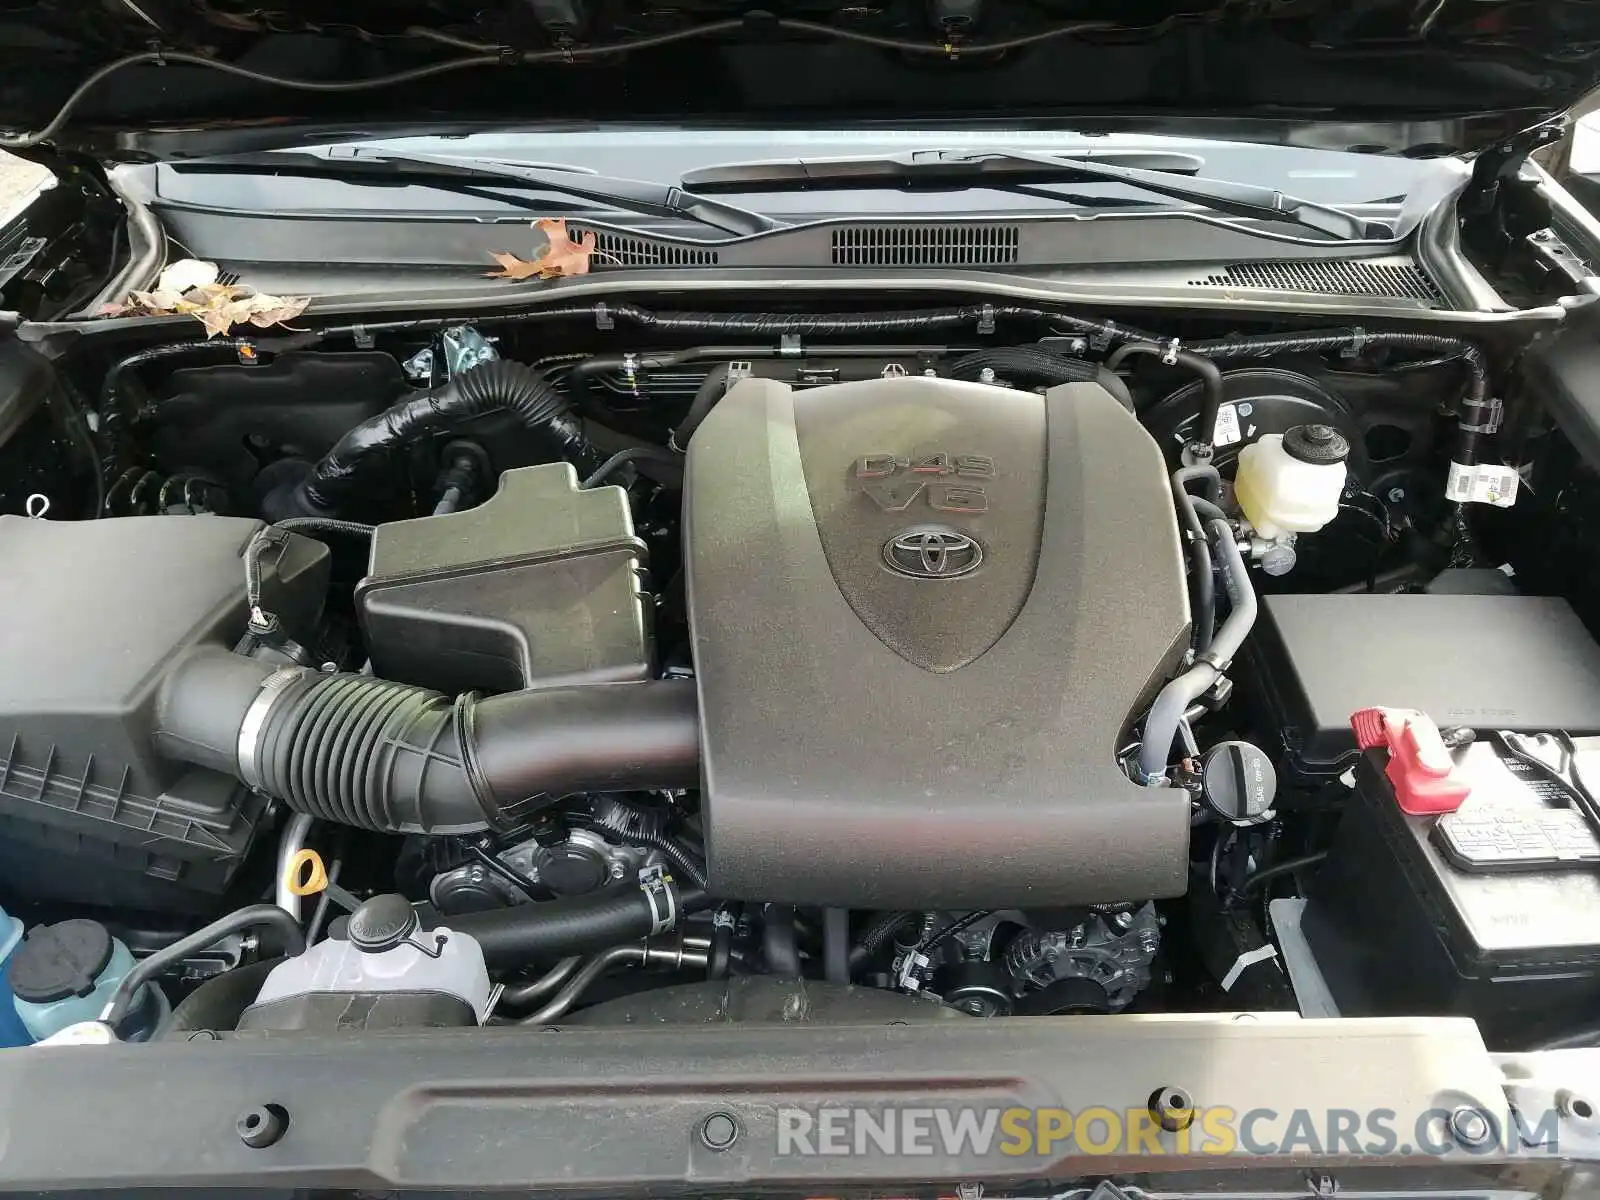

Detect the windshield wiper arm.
[
  {"left": 682, "top": 149, "right": 1380, "bottom": 241},
  {"left": 170, "top": 150, "right": 783, "bottom": 238}
]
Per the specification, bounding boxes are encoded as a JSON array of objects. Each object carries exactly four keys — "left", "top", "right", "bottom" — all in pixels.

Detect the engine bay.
[{"left": 2, "top": 291, "right": 1599, "bottom": 1049}]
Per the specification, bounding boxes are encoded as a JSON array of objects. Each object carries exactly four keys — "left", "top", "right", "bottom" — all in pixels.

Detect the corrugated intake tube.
[
  {"left": 157, "top": 648, "right": 701, "bottom": 836},
  {"left": 274, "top": 360, "right": 602, "bottom": 517}
]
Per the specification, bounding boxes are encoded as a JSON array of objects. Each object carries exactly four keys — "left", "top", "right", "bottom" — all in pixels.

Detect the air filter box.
[
  {"left": 356, "top": 464, "right": 653, "bottom": 696},
  {"left": 0, "top": 515, "right": 327, "bottom": 912}
]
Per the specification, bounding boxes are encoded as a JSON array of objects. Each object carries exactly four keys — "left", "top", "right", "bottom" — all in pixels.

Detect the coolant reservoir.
[
  {"left": 243, "top": 895, "right": 492, "bottom": 1031},
  {"left": 1234, "top": 423, "right": 1350, "bottom": 539}
]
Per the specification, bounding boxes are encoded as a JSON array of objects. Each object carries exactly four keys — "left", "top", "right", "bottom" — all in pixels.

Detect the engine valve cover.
[{"left": 685, "top": 375, "right": 1190, "bottom": 907}]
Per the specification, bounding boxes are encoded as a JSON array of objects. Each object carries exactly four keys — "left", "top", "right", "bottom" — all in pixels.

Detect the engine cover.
[{"left": 685, "top": 375, "right": 1191, "bottom": 908}]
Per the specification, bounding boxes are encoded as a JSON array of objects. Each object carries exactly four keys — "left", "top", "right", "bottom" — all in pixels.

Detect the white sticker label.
[
  {"left": 1445, "top": 461, "right": 1519, "bottom": 507},
  {"left": 1211, "top": 402, "right": 1242, "bottom": 447}
]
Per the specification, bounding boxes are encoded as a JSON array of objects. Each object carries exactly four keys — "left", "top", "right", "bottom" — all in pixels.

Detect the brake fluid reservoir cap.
[
  {"left": 347, "top": 894, "right": 419, "bottom": 954},
  {"left": 10, "top": 920, "right": 114, "bottom": 1002},
  {"left": 1282, "top": 424, "right": 1351, "bottom": 465}
]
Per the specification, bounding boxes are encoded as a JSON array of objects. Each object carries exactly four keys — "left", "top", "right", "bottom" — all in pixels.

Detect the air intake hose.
[
  {"left": 158, "top": 649, "right": 700, "bottom": 835},
  {"left": 275, "top": 360, "right": 603, "bottom": 518}
]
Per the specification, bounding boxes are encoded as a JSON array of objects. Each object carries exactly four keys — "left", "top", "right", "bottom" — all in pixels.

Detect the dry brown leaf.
[
  {"left": 535, "top": 217, "right": 597, "bottom": 277},
  {"left": 246, "top": 296, "right": 311, "bottom": 328},
  {"left": 485, "top": 250, "right": 546, "bottom": 281},
  {"left": 96, "top": 274, "right": 309, "bottom": 337},
  {"left": 486, "top": 217, "right": 598, "bottom": 281}
]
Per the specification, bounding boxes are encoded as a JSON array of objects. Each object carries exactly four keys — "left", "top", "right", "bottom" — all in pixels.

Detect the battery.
[
  {"left": 1240, "top": 592, "right": 1600, "bottom": 778},
  {"left": 1302, "top": 738, "right": 1600, "bottom": 1045}
]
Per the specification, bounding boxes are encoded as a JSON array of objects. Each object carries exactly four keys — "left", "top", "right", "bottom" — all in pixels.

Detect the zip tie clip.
[
  {"left": 1162, "top": 338, "right": 1183, "bottom": 366},
  {"left": 351, "top": 323, "right": 373, "bottom": 349},
  {"left": 1089, "top": 320, "right": 1117, "bottom": 352},
  {"left": 1343, "top": 327, "right": 1368, "bottom": 358},
  {"left": 1459, "top": 396, "right": 1505, "bottom": 435},
  {"left": 595, "top": 302, "right": 614, "bottom": 331},
  {"left": 977, "top": 304, "right": 996, "bottom": 335}
]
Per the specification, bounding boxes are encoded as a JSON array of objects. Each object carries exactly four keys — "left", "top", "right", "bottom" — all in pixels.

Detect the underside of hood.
[{"left": 0, "top": 0, "right": 1598, "bottom": 156}]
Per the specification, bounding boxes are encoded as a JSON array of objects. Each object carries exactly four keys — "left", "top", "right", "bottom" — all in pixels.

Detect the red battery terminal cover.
[{"left": 1350, "top": 707, "right": 1472, "bottom": 815}]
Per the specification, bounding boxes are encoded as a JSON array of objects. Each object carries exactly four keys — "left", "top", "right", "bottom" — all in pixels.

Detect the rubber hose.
[
  {"left": 763, "top": 904, "right": 802, "bottom": 976},
  {"left": 1107, "top": 342, "right": 1226, "bottom": 457},
  {"left": 582, "top": 446, "right": 684, "bottom": 489},
  {"left": 1238, "top": 850, "right": 1329, "bottom": 895},
  {"left": 284, "top": 360, "right": 601, "bottom": 516},
  {"left": 102, "top": 904, "right": 307, "bottom": 1033},
  {"left": 848, "top": 910, "right": 918, "bottom": 971},
  {"left": 708, "top": 921, "right": 733, "bottom": 981},
  {"left": 1171, "top": 466, "right": 1224, "bottom": 654},
  {"left": 448, "top": 880, "right": 710, "bottom": 969},
  {"left": 823, "top": 908, "right": 850, "bottom": 984},
  {"left": 164, "top": 958, "right": 282, "bottom": 1036},
  {"left": 1136, "top": 520, "right": 1258, "bottom": 784},
  {"left": 672, "top": 363, "right": 734, "bottom": 449}
]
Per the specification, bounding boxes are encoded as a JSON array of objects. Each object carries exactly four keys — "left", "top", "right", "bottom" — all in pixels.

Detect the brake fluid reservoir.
[{"left": 1234, "top": 423, "right": 1350, "bottom": 539}]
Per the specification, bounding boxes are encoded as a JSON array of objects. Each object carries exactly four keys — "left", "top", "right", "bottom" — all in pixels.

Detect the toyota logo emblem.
[{"left": 882, "top": 526, "right": 983, "bottom": 579}]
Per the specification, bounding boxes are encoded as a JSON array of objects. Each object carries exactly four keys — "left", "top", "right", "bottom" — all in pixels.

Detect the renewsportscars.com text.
[{"left": 774, "top": 1105, "right": 1558, "bottom": 1158}]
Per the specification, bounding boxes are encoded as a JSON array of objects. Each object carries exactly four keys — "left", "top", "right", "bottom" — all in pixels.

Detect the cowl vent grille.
[
  {"left": 582, "top": 230, "right": 720, "bottom": 268},
  {"left": 1188, "top": 259, "right": 1442, "bottom": 303},
  {"left": 832, "top": 225, "right": 1021, "bottom": 267}
]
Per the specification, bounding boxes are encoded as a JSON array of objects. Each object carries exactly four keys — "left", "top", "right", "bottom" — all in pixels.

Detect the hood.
[{"left": 0, "top": 0, "right": 1598, "bottom": 157}]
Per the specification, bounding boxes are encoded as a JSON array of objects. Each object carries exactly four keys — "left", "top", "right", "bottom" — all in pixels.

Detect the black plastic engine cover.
[{"left": 685, "top": 376, "right": 1191, "bottom": 908}]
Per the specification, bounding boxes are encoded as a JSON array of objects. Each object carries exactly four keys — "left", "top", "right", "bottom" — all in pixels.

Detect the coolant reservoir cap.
[
  {"left": 10, "top": 919, "right": 114, "bottom": 1002},
  {"left": 1282, "top": 424, "right": 1351, "bottom": 465},
  {"left": 347, "top": 894, "right": 420, "bottom": 953}
]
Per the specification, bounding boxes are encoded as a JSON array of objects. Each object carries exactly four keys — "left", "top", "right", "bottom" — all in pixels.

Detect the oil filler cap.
[
  {"left": 1282, "top": 423, "right": 1351, "bottom": 465},
  {"left": 9, "top": 919, "right": 114, "bottom": 1002},
  {"left": 1201, "top": 741, "right": 1277, "bottom": 826},
  {"left": 347, "top": 894, "right": 420, "bottom": 954}
]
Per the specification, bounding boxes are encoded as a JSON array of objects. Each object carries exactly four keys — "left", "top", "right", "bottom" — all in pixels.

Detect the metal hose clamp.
[
  {"left": 237, "top": 666, "right": 309, "bottom": 789},
  {"left": 638, "top": 864, "right": 677, "bottom": 935}
]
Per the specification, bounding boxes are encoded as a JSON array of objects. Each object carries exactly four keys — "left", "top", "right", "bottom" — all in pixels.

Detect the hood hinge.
[{"left": 1461, "top": 117, "right": 1567, "bottom": 220}]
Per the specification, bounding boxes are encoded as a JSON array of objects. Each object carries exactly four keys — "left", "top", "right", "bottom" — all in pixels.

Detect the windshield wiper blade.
[
  {"left": 682, "top": 148, "right": 1380, "bottom": 241},
  {"left": 170, "top": 150, "right": 783, "bottom": 238}
]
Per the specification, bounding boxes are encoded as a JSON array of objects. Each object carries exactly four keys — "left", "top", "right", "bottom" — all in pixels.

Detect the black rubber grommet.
[
  {"left": 1149, "top": 1086, "right": 1196, "bottom": 1133},
  {"left": 237, "top": 1103, "right": 289, "bottom": 1149}
]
